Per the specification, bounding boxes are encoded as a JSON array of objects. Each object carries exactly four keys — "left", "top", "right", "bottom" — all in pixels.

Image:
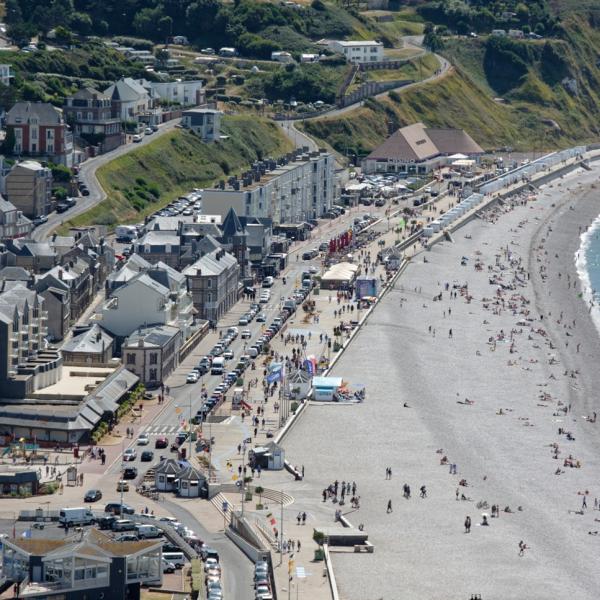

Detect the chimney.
[
  {"left": 196, "top": 268, "right": 202, "bottom": 277},
  {"left": 58, "top": 269, "right": 63, "bottom": 280},
  {"left": 95, "top": 330, "right": 101, "bottom": 342}
]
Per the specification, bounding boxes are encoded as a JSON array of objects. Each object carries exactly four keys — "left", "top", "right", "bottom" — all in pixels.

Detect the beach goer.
[
  {"left": 387, "top": 499, "right": 393, "bottom": 513},
  {"left": 420, "top": 485, "right": 427, "bottom": 498},
  {"left": 464, "top": 516, "right": 471, "bottom": 533}
]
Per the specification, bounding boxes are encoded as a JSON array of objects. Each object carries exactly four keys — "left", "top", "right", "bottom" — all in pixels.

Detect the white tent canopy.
[{"left": 322, "top": 262, "right": 359, "bottom": 283}]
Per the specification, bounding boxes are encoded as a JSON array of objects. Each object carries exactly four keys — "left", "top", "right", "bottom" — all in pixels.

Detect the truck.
[
  {"left": 58, "top": 507, "right": 96, "bottom": 527},
  {"left": 115, "top": 225, "right": 138, "bottom": 242},
  {"left": 211, "top": 357, "right": 225, "bottom": 375}
]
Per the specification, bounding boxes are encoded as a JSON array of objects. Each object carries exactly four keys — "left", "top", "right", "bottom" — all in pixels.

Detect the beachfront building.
[
  {"left": 329, "top": 40, "right": 384, "bottom": 64},
  {"left": 183, "top": 248, "right": 240, "bottom": 322},
  {"left": 362, "top": 122, "right": 483, "bottom": 175},
  {"left": 0, "top": 528, "right": 162, "bottom": 598},
  {"left": 201, "top": 148, "right": 335, "bottom": 224}
]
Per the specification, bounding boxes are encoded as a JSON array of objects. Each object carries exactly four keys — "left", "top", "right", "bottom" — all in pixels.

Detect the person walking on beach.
[
  {"left": 518, "top": 540, "right": 528, "bottom": 556},
  {"left": 582, "top": 495, "right": 588, "bottom": 510},
  {"left": 420, "top": 485, "right": 427, "bottom": 498},
  {"left": 464, "top": 516, "right": 471, "bottom": 533},
  {"left": 387, "top": 499, "right": 393, "bottom": 513}
]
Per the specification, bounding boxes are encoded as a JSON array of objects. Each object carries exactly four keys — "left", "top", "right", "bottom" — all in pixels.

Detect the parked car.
[
  {"left": 186, "top": 372, "right": 200, "bottom": 384},
  {"left": 105, "top": 502, "right": 135, "bottom": 515},
  {"left": 132, "top": 134, "right": 143, "bottom": 143}
]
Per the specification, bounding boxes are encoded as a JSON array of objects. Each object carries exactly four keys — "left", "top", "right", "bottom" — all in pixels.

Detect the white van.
[
  {"left": 115, "top": 225, "right": 138, "bottom": 242},
  {"left": 247, "top": 347, "right": 259, "bottom": 358},
  {"left": 211, "top": 357, "right": 225, "bottom": 375},
  {"left": 135, "top": 524, "right": 162, "bottom": 539},
  {"left": 59, "top": 507, "right": 95, "bottom": 527},
  {"left": 162, "top": 552, "right": 185, "bottom": 568}
]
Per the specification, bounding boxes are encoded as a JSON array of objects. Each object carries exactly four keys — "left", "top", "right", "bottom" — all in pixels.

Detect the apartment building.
[
  {"left": 329, "top": 40, "right": 384, "bottom": 64},
  {"left": 202, "top": 148, "right": 335, "bottom": 224},
  {"left": 0, "top": 282, "right": 62, "bottom": 398},
  {"left": 5, "top": 160, "right": 52, "bottom": 219},
  {"left": 98, "top": 271, "right": 194, "bottom": 339},
  {"left": 182, "top": 248, "right": 240, "bottom": 322},
  {"left": 6, "top": 102, "right": 74, "bottom": 166},
  {"left": 141, "top": 79, "right": 206, "bottom": 106},
  {"left": 0, "top": 197, "right": 32, "bottom": 239},
  {"left": 63, "top": 87, "right": 124, "bottom": 152}
]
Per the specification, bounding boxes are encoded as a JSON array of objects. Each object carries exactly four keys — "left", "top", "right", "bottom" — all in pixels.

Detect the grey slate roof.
[
  {"left": 182, "top": 248, "right": 237, "bottom": 277},
  {"left": 221, "top": 207, "right": 247, "bottom": 238},
  {"left": 103, "top": 78, "right": 149, "bottom": 103},
  {"left": 155, "top": 458, "right": 183, "bottom": 475},
  {"left": 0, "top": 266, "right": 31, "bottom": 282},
  {"left": 61, "top": 324, "right": 114, "bottom": 355},
  {"left": 175, "top": 466, "right": 206, "bottom": 482},
  {"left": 122, "top": 324, "right": 181, "bottom": 350},
  {"left": 6, "top": 102, "right": 63, "bottom": 125}
]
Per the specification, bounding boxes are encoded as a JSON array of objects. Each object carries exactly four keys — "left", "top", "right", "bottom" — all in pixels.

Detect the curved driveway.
[{"left": 33, "top": 119, "right": 181, "bottom": 241}]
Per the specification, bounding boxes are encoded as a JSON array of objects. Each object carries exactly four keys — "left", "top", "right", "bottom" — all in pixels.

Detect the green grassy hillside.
[
  {"left": 63, "top": 116, "right": 293, "bottom": 231},
  {"left": 301, "top": 14, "right": 600, "bottom": 159}
]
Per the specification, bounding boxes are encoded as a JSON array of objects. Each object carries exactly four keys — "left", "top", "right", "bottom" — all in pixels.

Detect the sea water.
[{"left": 575, "top": 213, "right": 600, "bottom": 331}]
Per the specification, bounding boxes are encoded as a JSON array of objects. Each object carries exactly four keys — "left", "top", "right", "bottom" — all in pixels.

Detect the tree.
[
  {"left": 70, "top": 12, "right": 93, "bottom": 35},
  {"left": 53, "top": 26, "right": 73, "bottom": 45},
  {"left": 186, "top": 0, "right": 220, "bottom": 34},
  {"left": 255, "top": 486, "right": 264, "bottom": 503}
]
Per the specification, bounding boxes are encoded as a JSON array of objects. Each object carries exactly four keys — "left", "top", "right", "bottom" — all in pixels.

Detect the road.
[{"left": 32, "top": 119, "right": 181, "bottom": 242}]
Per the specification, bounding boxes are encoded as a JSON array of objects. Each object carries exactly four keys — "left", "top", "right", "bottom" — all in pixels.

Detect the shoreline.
[
  {"left": 530, "top": 170, "right": 600, "bottom": 425},
  {"left": 264, "top": 162, "right": 600, "bottom": 599}
]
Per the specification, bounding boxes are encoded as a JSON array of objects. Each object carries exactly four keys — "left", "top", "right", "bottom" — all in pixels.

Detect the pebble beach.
[{"left": 278, "top": 163, "right": 600, "bottom": 599}]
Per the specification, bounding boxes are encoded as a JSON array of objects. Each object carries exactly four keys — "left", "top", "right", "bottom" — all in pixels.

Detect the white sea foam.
[{"left": 575, "top": 212, "right": 600, "bottom": 333}]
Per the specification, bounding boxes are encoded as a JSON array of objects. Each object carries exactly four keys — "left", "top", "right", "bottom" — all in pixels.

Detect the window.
[
  {"left": 149, "top": 353, "right": 158, "bottom": 365},
  {"left": 207, "top": 279, "right": 212, "bottom": 288},
  {"left": 206, "top": 293, "right": 212, "bottom": 302},
  {"left": 149, "top": 368, "right": 157, "bottom": 381},
  {"left": 31, "top": 128, "right": 38, "bottom": 140},
  {"left": 126, "top": 353, "right": 136, "bottom": 365},
  {"left": 47, "top": 129, "right": 54, "bottom": 140}
]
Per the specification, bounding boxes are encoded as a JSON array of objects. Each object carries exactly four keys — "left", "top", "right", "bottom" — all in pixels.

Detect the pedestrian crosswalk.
[{"left": 139, "top": 425, "right": 180, "bottom": 436}]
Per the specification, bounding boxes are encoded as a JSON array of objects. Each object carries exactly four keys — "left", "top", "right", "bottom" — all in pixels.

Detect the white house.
[
  {"left": 271, "top": 51, "right": 294, "bottom": 63},
  {"left": 329, "top": 40, "right": 384, "bottom": 64},
  {"left": 139, "top": 79, "right": 205, "bottom": 106},
  {"left": 181, "top": 108, "right": 222, "bottom": 141},
  {"left": 300, "top": 54, "right": 319, "bottom": 63},
  {"left": 98, "top": 272, "right": 194, "bottom": 338},
  {"left": 103, "top": 78, "right": 153, "bottom": 121}
]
